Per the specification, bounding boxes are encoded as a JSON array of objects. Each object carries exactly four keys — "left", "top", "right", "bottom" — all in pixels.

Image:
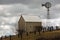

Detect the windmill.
[{"left": 42, "top": 2, "right": 51, "bottom": 19}]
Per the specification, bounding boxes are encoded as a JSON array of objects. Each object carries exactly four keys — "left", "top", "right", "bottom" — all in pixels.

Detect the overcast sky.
[{"left": 0, "top": 0, "right": 60, "bottom": 36}]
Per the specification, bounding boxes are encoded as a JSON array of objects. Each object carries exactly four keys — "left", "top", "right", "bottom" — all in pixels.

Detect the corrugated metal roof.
[{"left": 22, "top": 15, "right": 41, "bottom": 22}]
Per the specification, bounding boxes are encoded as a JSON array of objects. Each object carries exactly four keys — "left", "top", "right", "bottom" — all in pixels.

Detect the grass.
[
  {"left": 40, "top": 30, "right": 60, "bottom": 38},
  {"left": 2, "top": 30, "right": 60, "bottom": 40}
]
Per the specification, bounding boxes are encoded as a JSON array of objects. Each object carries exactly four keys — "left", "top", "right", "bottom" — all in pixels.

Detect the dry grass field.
[
  {"left": 36, "top": 30, "right": 60, "bottom": 40},
  {"left": 41, "top": 30, "right": 60, "bottom": 38},
  {"left": 18, "top": 30, "right": 60, "bottom": 40},
  {"left": 1, "top": 30, "right": 60, "bottom": 40}
]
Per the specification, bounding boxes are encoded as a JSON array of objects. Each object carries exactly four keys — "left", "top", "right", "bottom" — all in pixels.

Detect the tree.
[
  {"left": 56, "top": 26, "right": 59, "bottom": 30},
  {"left": 26, "top": 32, "right": 29, "bottom": 40},
  {"left": 34, "top": 30, "right": 36, "bottom": 34},
  {"left": 9, "top": 35, "right": 12, "bottom": 40},
  {"left": 47, "top": 27, "right": 51, "bottom": 31},
  {"left": 0, "top": 36, "right": 2, "bottom": 40},
  {"left": 18, "top": 29, "right": 25, "bottom": 40},
  {"left": 47, "top": 26, "right": 54, "bottom": 31},
  {"left": 51, "top": 26, "right": 54, "bottom": 31},
  {"left": 42, "top": 27, "right": 46, "bottom": 32},
  {"left": 26, "top": 32, "right": 28, "bottom": 36},
  {"left": 35, "top": 26, "right": 42, "bottom": 34},
  {"left": 18, "top": 30, "right": 20, "bottom": 38}
]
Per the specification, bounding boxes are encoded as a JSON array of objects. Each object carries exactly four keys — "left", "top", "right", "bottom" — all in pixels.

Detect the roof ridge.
[{"left": 21, "top": 15, "right": 41, "bottom": 22}]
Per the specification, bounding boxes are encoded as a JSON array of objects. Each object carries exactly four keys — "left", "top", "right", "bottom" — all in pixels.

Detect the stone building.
[{"left": 18, "top": 15, "right": 42, "bottom": 32}]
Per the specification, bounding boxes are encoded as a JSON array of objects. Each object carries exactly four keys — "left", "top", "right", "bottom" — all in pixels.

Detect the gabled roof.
[{"left": 21, "top": 15, "right": 41, "bottom": 22}]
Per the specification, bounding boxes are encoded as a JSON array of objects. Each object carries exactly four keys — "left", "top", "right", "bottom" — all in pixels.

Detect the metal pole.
[{"left": 47, "top": 8, "right": 50, "bottom": 19}]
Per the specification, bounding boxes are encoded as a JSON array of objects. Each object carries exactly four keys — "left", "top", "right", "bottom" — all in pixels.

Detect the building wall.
[
  {"left": 25, "top": 22, "right": 42, "bottom": 32},
  {"left": 18, "top": 16, "right": 25, "bottom": 30},
  {"left": 18, "top": 16, "right": 42, "bottom": 32}
]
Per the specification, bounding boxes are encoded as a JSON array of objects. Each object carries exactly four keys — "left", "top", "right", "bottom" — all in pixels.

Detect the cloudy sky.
[{"left": 0, "top": 0, "right": 60, "bottom": 36}]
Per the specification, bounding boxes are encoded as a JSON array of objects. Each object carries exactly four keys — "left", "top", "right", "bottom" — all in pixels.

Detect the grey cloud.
[
  {"left": 0, "top": 0, "right": 59, "bottom": 12},
  {"left": 0, "top": 16, "right": 18, "bottom": 36},
  {"left": 0, "top": 3, "right": 60, "bottom": 19},
  {"left": 7, "top": 4, "right": 25, "bottom": 14},
  {"left": 0, "top": 0, "right": 59, "bottom": 6},
  {"left": 0, "top": 0, "right": 32, "bottom": 4}
]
